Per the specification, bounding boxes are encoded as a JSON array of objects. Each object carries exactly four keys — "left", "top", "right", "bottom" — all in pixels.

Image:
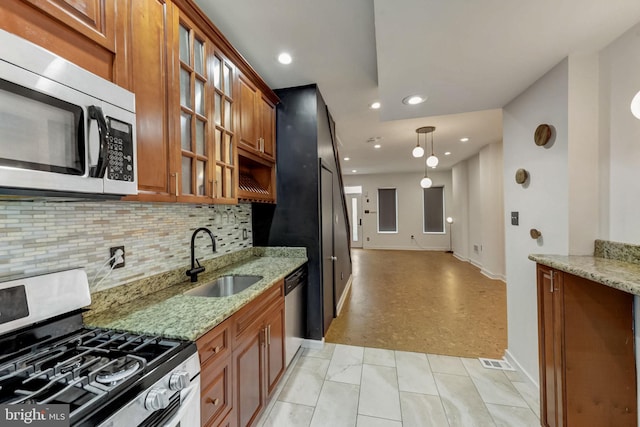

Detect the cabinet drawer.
[
  {"left": 233, "top": 281, "right": 284, "bottom": 339},
  {"left": 197, "top": 318, "right": 231, "bottom": 366},
  {"left": 201, "top": 356, "right": 233, "bottom": 427}
]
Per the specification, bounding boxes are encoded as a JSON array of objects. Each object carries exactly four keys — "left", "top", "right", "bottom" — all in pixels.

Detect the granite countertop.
[
  {"left": 84, "top": 249, "right": 307, "bottom": 341},
  {"left": 529, "top": 253, "right": 640, "bottom": 296}
]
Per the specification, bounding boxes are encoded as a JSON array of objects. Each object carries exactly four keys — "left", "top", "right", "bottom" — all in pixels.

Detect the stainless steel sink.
[{"left": 184, "top": 275, "right": 263, "bottom": 297}]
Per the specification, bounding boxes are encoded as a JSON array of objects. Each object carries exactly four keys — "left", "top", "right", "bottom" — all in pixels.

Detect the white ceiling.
[{"left": 194, "top": 0, "right": 640, "bottom": 175}]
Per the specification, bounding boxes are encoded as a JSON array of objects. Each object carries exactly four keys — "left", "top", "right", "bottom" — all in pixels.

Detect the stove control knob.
[
  {"left": 169, "top": 371, "right": 191, "bottom": 391},
  {"left": 145, "top": 388, "right": 170, "bottom": 411}
]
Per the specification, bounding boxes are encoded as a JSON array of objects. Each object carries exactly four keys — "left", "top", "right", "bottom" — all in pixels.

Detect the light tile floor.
[{"left": 257, "top": 343, "right": 539, "bottom": 427}]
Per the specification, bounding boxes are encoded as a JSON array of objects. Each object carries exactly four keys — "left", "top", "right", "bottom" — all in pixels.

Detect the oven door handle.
[
  {"left": 88, "top": 105, "right": 109, "bottom": 178},
  {"left": 163, "top": 375, "right": 201, "bottom": 427}
]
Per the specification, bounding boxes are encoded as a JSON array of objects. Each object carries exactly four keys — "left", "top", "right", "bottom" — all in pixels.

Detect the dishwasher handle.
[{"left": 284, "top": 266, "right": 307, "bottom": 295}]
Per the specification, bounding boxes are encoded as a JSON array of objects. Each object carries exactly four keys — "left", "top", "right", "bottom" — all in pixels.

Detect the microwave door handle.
[{"left": 88, "top": 105, "right": 109, "bottom": 178}]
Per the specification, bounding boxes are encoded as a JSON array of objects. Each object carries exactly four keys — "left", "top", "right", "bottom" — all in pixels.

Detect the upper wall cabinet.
[
  {"left": 238, "top": 73, "right": 276, "bottom": 162},
  {"left": 127, "top": 0, "right": 173, "bottom": 201},
  {"left": 171, "top": 12, "right": 237, "bottom": 204},
  {"left": 0, "top": 0, "right": 128, "bottom": 86},
  {"left": 1, "top": 0, "right": 277, "bottom": 205}
]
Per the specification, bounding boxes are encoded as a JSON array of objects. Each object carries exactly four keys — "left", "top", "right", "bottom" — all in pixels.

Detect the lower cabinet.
[
  {"left": 536, "top": 264, "right": 636, "bottom": 427},
  {"left": 197, "top": 281, "right": 285, "bottom": 427}
]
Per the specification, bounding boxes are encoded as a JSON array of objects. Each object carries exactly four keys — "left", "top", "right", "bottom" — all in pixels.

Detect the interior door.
[
  {"left": 346, "top": 194, "right": 363, "bottom": 249},
  {"left": 320, "top": 164, "right": 335, "bottom": 334}
]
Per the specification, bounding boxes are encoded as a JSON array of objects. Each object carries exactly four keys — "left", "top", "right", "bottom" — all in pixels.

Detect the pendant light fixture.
[
  {"left": 412, "top": 130, "right": 424, "bottom": 158},
  {"left": 425, "top": 127, "right": 439, "bottom": 167},
  {"left": 415, "top": 126, "right": 436, "bottom": 187},
  {"left": 420, "top": 163, "right": 433, "bottom": 188}
]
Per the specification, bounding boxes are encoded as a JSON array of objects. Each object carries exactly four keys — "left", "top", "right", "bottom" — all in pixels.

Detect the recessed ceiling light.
[
  {"left": 402, "top": 95, "right": 426, "bottom": 105},
  {"left": 278, "top": 52, "right": 292, "bottom": 65},
  {"left": 374, "top": 144, "right": 381, "bottom": 149},
  {"left": 352, "top": 169, "right": 357, "bottom": 173},
  {"left": 460, "top": 137, "right": 469, "bottom": 142},
  {"left": 444, "top": 152, "right": 451, "bottom": 156},
  {"left": 370, "top": 101, "right": 381, "bottom": 109},
  {"left": 344, "top": 157, "right": 350, "bottom": 161}
]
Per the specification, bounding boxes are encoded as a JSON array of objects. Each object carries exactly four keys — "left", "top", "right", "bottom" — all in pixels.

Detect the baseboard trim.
[
  {"left": 336, "top": 274, "right": 353, "bottom": 316},
  {"left": 504, "top": 349, "right": 539, "bottom": 389},
  {"left": 301, "top": 338, "right": 325, "bottom": 350},
  {"left": 453, "top": 253, "right": 468, "bottom": 262},
  {"left": 362, "top": 245, "right": 450, "bottom": 251},
  {"left": 481, "top": 268, "right": 507, "bottom": 283}
]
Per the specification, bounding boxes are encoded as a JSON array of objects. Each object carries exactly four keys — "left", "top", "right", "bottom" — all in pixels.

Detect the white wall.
[
  {"left": 467, "top": 155, "right": 483, "bottom": 266},
  {"left": 503, "top": 59, "right": 570, "bottom": 384},
  {"left": 599, "top": 22, "right": 640, "bottom": 243},
  {"left": 480, "top": 142, "right": 506, "bottom": 279},
  {"left": 568, "top": 54, "right": 600, "bottom": 254},
  {"left": 343, "top": 171, "right": 453, "bottom": 250},
  {"left": 450, "top": 141, "right": 506, "bottom": 280},
  {"left": 451, "top": 161, "right": 470, "bottom": 260}
]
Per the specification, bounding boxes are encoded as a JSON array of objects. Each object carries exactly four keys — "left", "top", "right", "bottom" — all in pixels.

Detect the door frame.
[{"left": 319, "top": 160, "right": 335, "bottom": 334}]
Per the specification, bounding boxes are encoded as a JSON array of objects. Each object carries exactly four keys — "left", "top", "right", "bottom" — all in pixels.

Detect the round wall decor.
[
  {"left": 534, "top": 124, "right": 553, "bottom": 146},
  {"left": 515, "top": 168, "right": 529, "bottom": 184},
  {"left": 530, "top": 228, "right": 542, "bottom": 239}
]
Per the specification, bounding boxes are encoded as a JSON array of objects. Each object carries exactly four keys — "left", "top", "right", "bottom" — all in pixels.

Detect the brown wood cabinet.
[
  {"left": 197, "top": 318, "right": 234, "bottom": 427},
  {"left": 2, "top": 0, "right": 278, "bottom": 205},
  {"left": 0, "top": 0, "right": 127, "bottom": 85},
  {"left": 232, "top": 281, "right": 285, "bottom": 427},
  {"left": 195, "top": 281, "right": 285, "bottom": 427},
  {"left": 536, "top": 264, "right": 637, "bottom": 427},
  {"left": 126, "top": 0, "right": 174, "bottom": 201},
  {"left": 238, "top": 74, "right": 276, "bottom": 162}
]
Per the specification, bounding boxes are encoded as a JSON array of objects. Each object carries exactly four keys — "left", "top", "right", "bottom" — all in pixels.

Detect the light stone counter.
[
  {"left": 529, "top": 240, "right": 640, "bottom": 296},
  {"left": 83, "top": 247, "right": 307, "bottom": 341}
]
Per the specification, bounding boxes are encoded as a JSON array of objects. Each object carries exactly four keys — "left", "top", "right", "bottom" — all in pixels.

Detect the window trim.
[
  {"left": 422, "top": 186, "right": 445, "bottom": 234},
  {"left": 377, "top": 187, "right": 398, "bottom": 234}
]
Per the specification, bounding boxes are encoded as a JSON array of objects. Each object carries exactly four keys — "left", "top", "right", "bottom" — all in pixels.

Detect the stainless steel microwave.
[{"left": 0, "top": 29, "right": 137, "bottom": 197}]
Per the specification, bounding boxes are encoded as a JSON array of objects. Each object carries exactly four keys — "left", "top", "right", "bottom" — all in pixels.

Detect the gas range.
[{"left": 0, "top": 269, "right": 200, "bottom": 427}]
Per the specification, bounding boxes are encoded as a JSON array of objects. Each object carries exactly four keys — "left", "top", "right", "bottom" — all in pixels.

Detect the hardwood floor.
[{"left": 324, "top": 249, "right": 508, "bottom": 359}]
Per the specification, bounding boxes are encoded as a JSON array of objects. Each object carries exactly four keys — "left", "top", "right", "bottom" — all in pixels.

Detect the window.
[
  {"left": 378, "top": 188, "right": 397, "bottom": 233},
  {"left": 423, "top": 186, "right": 445, "bottom": 233}
]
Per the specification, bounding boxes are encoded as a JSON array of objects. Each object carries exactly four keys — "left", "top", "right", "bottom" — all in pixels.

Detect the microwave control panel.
[{"left": 106, "top": 118, "right": 134, "bottom": 182}]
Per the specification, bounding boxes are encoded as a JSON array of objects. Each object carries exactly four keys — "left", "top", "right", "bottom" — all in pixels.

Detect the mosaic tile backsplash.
[{"left": 0, "top": 200, "right": 252, "bottom": 291}]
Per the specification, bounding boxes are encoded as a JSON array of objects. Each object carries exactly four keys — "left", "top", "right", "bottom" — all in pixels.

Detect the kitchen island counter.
[
  {"left": 84, "top": 247, "right": 307, "bottom": 341},
  {"left": 529, "top": 239, "right": 640, "bottom": 296}
]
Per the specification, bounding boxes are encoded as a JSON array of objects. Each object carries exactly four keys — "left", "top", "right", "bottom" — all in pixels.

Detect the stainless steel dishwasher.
[{"left": 284, "top": 264, "right": 307, "bottom": 366}]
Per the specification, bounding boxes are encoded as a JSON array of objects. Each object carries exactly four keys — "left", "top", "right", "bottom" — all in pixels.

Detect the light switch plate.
[{"left": 511, "top": 212, "right": 519, "bottom": 226}]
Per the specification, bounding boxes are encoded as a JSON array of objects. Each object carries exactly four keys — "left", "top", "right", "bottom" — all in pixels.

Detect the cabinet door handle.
[
  {"left": 210, "top": 345, "right": 221, "bottom": 354},
  {"left": 267, "top": 324, "right": 271, "bottom": 346},
  {"left": 206, "top": 397, "right": 219, "bottom": 406},
  {"left": 173, "top": 173, "right": 179, "bottom": 197}
]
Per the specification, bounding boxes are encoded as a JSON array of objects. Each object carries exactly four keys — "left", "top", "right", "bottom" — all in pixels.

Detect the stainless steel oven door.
[{"left": 163, "top": 375, "right": 200, "bottom": 427}]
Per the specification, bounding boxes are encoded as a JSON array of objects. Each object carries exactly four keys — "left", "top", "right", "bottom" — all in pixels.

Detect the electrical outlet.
[{"left": 110, "top": 246, "right": 125, "bottom": 269}]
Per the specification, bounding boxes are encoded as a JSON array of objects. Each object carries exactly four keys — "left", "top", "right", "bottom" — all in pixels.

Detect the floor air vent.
[{"left": 478, "top": 358, "right": 515, "bottom": 371}]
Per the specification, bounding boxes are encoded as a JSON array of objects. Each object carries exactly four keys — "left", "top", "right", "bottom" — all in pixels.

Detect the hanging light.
[
  {"left": 425, "top": 127, "right": 439, "bottom": 167},
  {"left": 415, "top": 126, "right": 436, "bottom": 187},
  {"left": 420, "top": 176, "right": 433, "bottom": 188},
  {"left": 420, "top": 155, "right": 433, "bottom": 188},
  {"left": 412, "top": 130, "right": 424, "bottom": 158}
]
